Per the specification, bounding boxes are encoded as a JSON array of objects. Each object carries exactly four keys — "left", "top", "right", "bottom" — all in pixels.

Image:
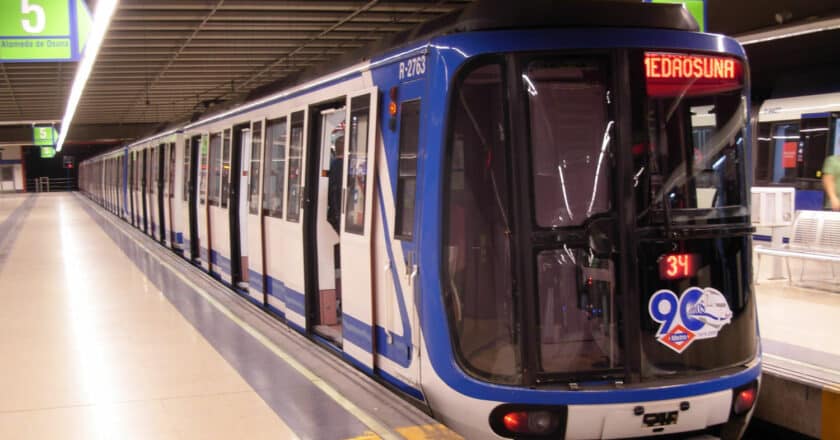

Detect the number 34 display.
[{"left": 648, "top": 286, "right": 733, "bottom": 353}]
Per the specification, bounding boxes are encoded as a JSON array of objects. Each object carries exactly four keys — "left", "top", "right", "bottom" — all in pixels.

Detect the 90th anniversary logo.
[{"left": 648, "top": 287, "right": 733, "bottom": 353}]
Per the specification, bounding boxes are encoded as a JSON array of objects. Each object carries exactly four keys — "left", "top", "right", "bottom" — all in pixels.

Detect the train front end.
[{"left": 417, "top": 5, "right": 760, "bottom": 439}]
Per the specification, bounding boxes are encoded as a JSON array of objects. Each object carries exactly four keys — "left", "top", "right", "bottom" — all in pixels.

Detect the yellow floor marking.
[
  {"left": 79, "top": 195, "right": 400, "bottom": 440},
  {"left": 346, "top": 424, "right": 463, "bottom": 440},
  {"left": 824, "top": 389, "right": 840, "bottom": 440},
  {"left": 397, "top": 423, "right": 464, "bottom": 439}
]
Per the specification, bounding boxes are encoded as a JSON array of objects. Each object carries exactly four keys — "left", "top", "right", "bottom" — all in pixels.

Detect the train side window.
[
  {"left": 394, "top": 99, "right": 421, "bottom": 240},
  {"left": 771, "top": 122, "right": 800, "bottom": 183},
  {"left": 801, "top": 117, "right": 830, "bottom": 180},
  {"left": 262, "top": 117, "right": 288, "bottom": 218},
  {"left": 286, "top": 111, "right": 305, "bottom": 222},
  {"left": 221, "top": 129, "right": 232, "bottom": 208},
  {"left": 183, "top": 140, "right": 191, "bottom": 202},
  {"left": 248, "top": 121, "right": 263, "bottom": 215},
  {"left": 344, "top": 94, "right": 371, "bottom": 235}
]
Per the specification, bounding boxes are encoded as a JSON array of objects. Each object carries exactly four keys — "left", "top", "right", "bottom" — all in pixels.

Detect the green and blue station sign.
[
  {"left": 33, "top": 126, "right": 59, "bottom": 146},
  {"left": 648, "top": 0, "right": 706, "bottom": 32},
  {"left": 0, "top": 0, "right": 92, "bottom": 62}
]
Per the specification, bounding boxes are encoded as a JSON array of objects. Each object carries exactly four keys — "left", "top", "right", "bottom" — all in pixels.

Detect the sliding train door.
[
  {"left": 339, "top": 89, "right": 379, "bottom": 369},
  {"left": 182, "top": 137, "right": 196, "bottom": 259},
  {"left": 141, "top": 148, "right": 149, "bottom": 234},
  {"left": 303, "top": 101, "right": 346, "bottom": 345},
  {"left": 229, "top": 124, "right": 251, "bottom": 290},
  {"left": 166, "top": 142, "right": 177, "bottom": 248},
  {"left": 208, "top": 130, "right": 232, "bottom": 282},
  {"left": 244, "top": 120, "right": 266, "bottom": 305},
  {"left": 157, "top": 143, "right": 167, "bottom": 245},
  {"left": 264, "top": 110, "right": 307, "bottom": 327},
  {"left": 149, "top": 146, "right": 158, "bottom": 239},
  {"left": 197, "top": 134, "right": 211, "bottom": 270}
]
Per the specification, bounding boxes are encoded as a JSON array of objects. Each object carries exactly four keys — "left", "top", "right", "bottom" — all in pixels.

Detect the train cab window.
[
  {"left": 286, "top": 111, "right": 305, "bottom": 222},
  {"left": 248, "top": 121, "right": 263, "bottom": 215},
  {"left": 344, "top": 94, "right": 371, "bottom": 235},
  {"left": 443, "top": 61, "right": 520, "bottom": 382},
  {"left": 183, "top": 140, "right": 191, "bottom": 202},
  {"left": 262, "top": 118, "right": 288, "bottom": 218},
  {"left": 199, "top": 135, "right": 209, "bottom": 205},
  {"left": 221, "top": 129, "right": 232, "bottom": 208},
  {"left": 207, "top": 133, "right": 222, "bottom": 206},
  {"left": 394, "top": 99, "right": 421, "bottom": 240},
  {"left": 525, "top": 58, "right": 612, "bottom": 228},
  {"left": 633, "top": 53, "right": 748, "bottom": 225}
]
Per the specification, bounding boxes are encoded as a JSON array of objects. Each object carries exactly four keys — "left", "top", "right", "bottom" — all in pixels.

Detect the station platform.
[
  {"left": 0, "top": 193, "right": 456, "bottom": 440},
  {"left": 753, "top": 260, "right": 840, "bottom": 440},
  {"left": 2, "top": 191, "right": 838, "bottom": 440}
]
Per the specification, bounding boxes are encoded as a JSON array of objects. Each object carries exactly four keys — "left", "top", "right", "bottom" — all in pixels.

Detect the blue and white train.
[
  {"left": 754, "top": 92, "right": 840, "bottom": 210},
  {"left": 81, "top": 1, "right": 761, "bottom": 438}
]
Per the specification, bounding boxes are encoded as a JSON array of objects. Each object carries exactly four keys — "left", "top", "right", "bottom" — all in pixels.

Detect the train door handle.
[{"left": 408, "top": 264, "right": 418, "bottom": 286}]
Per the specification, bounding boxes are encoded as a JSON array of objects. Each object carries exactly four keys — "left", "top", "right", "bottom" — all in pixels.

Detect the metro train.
[
  {"left": 754, "top": 92, "right": 840, "bottom": 210},
  {"left": 80, "top": 1, "right": 761, "bottom": 438}
]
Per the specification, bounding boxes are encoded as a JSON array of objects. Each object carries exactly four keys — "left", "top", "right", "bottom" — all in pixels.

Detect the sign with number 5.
[{"left": 0, "top": 0, "right": 92, "bottom": 62}]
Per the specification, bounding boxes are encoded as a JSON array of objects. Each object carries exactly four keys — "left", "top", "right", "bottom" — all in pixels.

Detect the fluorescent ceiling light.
[{"left": 55, "top": 0, "right": 119, "bottom": 152}]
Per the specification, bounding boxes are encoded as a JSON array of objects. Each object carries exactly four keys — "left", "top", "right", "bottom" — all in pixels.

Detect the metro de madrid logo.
[{"left": 648, "top": 287, "right": 733, "bottom": 353}]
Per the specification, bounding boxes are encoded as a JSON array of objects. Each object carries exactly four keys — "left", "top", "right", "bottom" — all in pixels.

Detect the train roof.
[
  {"left": 758, "top": 92, "right": 840, "bottom": 123},
  {"left": 123, "top": 0, "right": 699, "bottom": 148},
  {"left": 246, "top": 0, "right": 698, "bottom": 101}
]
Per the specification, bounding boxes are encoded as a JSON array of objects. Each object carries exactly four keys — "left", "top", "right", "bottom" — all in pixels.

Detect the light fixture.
[{"left": 55, "top": 0, "right": 119, "bottom": 152}]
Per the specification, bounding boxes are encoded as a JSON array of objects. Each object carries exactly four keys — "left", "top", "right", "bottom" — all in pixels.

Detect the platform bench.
[{"left": 754, "top": 210, "right": 840, "bottom": 286}]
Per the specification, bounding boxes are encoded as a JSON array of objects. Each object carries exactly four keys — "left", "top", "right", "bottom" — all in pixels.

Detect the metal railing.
[{"left": 26, "top": 177, "right": 77, "bottom": 192}]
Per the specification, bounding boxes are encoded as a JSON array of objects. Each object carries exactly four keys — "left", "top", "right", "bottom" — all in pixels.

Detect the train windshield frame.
[{"left": 441, "top": 49, "right": 757, "bottom": 387}]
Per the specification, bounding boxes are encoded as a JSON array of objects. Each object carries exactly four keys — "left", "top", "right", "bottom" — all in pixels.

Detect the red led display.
[
  {"left": 659, "top": 253, "right": 698, "bottom": 280},
  {"left": 645, "top": 52, "right": 742, "bottom": 98}
]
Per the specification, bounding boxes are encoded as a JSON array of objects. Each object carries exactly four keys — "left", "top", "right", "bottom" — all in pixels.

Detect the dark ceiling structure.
[{"left": 1, "top": 0, "right": 838, "bottom": 152}]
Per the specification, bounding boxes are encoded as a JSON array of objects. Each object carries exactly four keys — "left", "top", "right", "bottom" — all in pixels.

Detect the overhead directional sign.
[
  {"left": 0, "top": 0, "right": 92, "bottom": 62},
  {"left": 33, "top": 126, "right": 58, "bottom": 146},
  {"left": 40, "top": 146, "right": 56, "bottom": 158}
]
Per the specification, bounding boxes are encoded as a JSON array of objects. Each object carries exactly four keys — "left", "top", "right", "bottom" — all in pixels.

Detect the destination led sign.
[{"left": 645, "top": 52, "right": 742, "bottom": 98}]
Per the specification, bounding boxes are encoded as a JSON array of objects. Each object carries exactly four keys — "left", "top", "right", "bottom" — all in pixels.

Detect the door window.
[
  {"left": 208, "top": 133, "right": 222, "bottom": 206},
  {"left": 248, "top": 121, "right": 263, "bottom": 215},
  {"left": 286, "top": 111, "right": 305, "bottom": 222},
  {"left": 221, "top": 129, "right": 232, "bottom": 209},
  {"left": 344, "top": 95, "right": 371, "bottom": 234},
  {"left": 262, "top": 118, "right": 288, "bottom": 218}
]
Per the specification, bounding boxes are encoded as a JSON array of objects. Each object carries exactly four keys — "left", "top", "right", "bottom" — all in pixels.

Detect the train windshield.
[
  {"left": 634, "top": 52, "right": 749, "bottom": 226},
  {"left": 442, "top": 51, "right": 755, "bottom": 386}
]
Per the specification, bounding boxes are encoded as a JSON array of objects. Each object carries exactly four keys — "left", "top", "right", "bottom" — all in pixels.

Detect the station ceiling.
[{"left": 0, "top": 0, "right": 838, "bottom": 149}]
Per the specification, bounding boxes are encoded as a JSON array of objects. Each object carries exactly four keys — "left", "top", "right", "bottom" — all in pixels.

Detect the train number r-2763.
[{"left": 398, "top": 56, "right": 426, "bottom": 81}]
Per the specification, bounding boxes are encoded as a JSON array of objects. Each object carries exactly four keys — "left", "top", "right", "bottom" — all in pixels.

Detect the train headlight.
[
  {"left": 490, "top": 405, "right": 566, "bottom": 438},
  {"left": 732, "top": 380, "right": 758, "bottom": 416}
]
